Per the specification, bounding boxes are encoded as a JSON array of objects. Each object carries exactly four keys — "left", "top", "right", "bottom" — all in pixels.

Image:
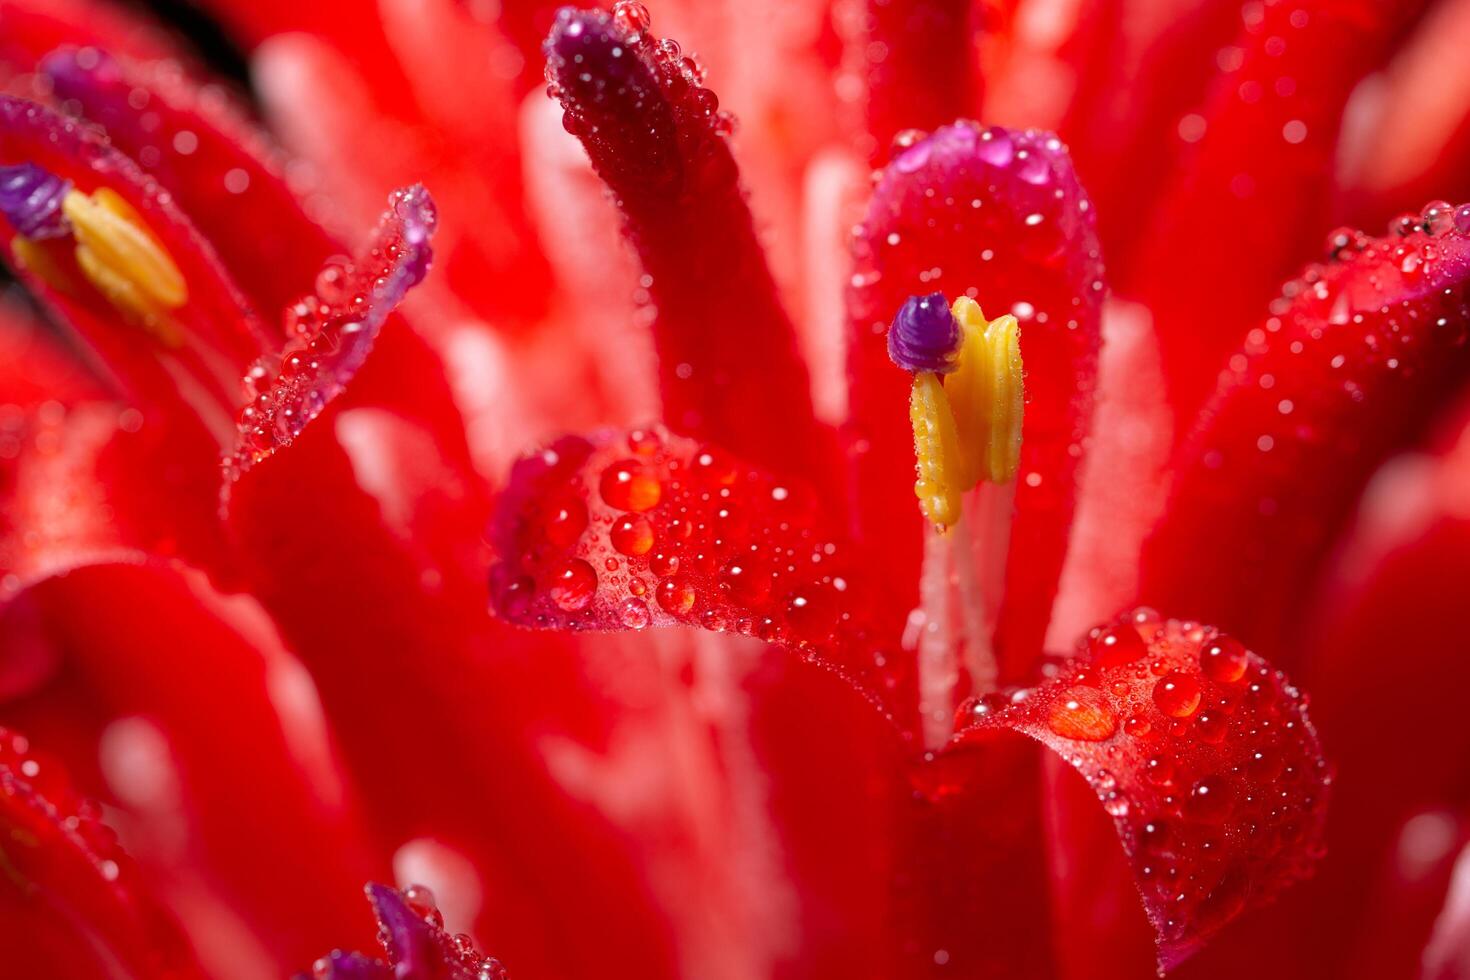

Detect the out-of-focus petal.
[
  {"left": 0, "top": 291, "right": 102, "bottom": 407},
  {"left": 837, "top": 0, "right": 975, "bottom": 161},
  {"left": 253, "top": 4, "right": 551, "bottom": 330},
  {"left": 1338, "top": 0, "right": 1470, "bottom": 230},
  {"left": 544, "top": 7, "right": 834, "bottom": 491},
  {"left": 849, "top": 122, "right": 1104, "bottom": 680},
  {"left": 0, "top": 724, "right": 204, "bottom": 978},
  {"left": 38, "top": 47, "right": 336, "bottom": 325},
  {"left": 0, "top": 401, "right": 227, "bottom": 595},
  {"left": 1424, "top": 838, "right": 1470, "bottom": 980},
  {"left": 0, "top": 0, "right": 189, "bottom": 79},
  {"left": 944, "top": 609, "right": 1330, "bottom": 972},
  {"left": 1141, "top": 203, "right": 1470, "bottom": 656},
  {"left": 4, "top": 562, "right": 383, "bottom": 976},
  {"left": 1131, "top": 0, "right": 1428, "bottom": 420}
]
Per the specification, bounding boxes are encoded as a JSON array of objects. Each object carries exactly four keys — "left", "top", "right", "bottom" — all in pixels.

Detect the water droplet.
[
  {"left": 600, "top": 459, "right": 662, "bottom": 511},
  {"left": 1046, "top": 687, "right": 1118, "bottom": 741},
  {"left": 1200, "top": 634, "right": 1249, "bottom": 683},
  {"left": 1153, "top": 670, "right": 1202, "bottom": 718},
  {"left": 656, "top": 576, "right": 696, "bottom": 616},
  {"left": 1091, "top": 623, "right": 1148, "bottom": 666},
  {"left": 610, "top": 514, "right": 654, "bottom": 555},
  {"left": 1185, "top": 776, "right": 1233, "bottom": 822},
  {"left": 619, "top": 597, "right": 650, "bottom": 629},
  {"left": 547, "top": 559, "right": 598, "bottom": 612}
]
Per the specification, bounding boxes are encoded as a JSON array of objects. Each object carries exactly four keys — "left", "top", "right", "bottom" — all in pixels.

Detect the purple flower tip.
[
  {"left": 0, "top": 162, "right": 72, "bottom": 240},
  {"left": 888, "top": 292, "right": 961, "bottom": 374}
]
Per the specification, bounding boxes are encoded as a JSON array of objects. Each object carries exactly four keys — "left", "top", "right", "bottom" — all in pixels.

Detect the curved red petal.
[
  {"left": 252, "top": 5, "right": 551, "bottom": 331},
  {"left": 1132, "top": 0, "right": 1428, "bottom": 420},
  {"left": 0, "top": 96, "right": 265, "bottom": 437},
  {"left": 38, "top": 47, "right": 337, "bottom": 325},
  {"left": 5, "top": 562, "right": 383, "bottom": 974},
  {"left": 544, "top": 7, "right": 832, "bottom": 489},
  {"left": 0, "top": 725, "right": 203, "bottom": 978},
  {"left": 848, "top": 122, "right": 1104, "bottom": 679},
  {"left": 945, "top": 608, "right": 1330, "bottom": 971},
  {"left": 0, "top": 401, "right": 228, "bottom": 597},
  {"left": 1141, "top": 205, "right": 1470, "bottom": 654},
  {"left": 488, "top": 424, "right": 917, "bottom": 734},
  {"left": 224, "top": 185, "right": 435, "bottom": 485},
  {"left": 298, "top": 883, "right": 507, "bottom": 980}
]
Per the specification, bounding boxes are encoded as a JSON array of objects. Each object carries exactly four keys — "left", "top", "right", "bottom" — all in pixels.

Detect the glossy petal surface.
[
  {"left": 947, "top": 610, "right": 1329, "bottom": 971},
  {"left": 545, "top": 7, "right": 830, "bottom": 488},
  {"left": 489, "top": 424, "right": 916, "bottom": 733},
  {"left": 1142, "top": 206, "right": 1470, "bottom": 653}
]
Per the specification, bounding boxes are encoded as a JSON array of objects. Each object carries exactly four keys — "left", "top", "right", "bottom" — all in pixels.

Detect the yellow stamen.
[
  {"left": 947, "top": 296, "right": 1023, "bottom": 485},
  {"left": 910, "top": 371, "right": 964, "bottom": 530},
  {"left": 905, "top": 295, "right": 1025, "bottom": 531},
  {"left": 62, "top": 187, "right": 187, "bottom": 328}
]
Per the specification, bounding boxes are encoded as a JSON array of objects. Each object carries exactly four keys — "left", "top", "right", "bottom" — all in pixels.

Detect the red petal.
[
  {"left": 838, "top": 0, "right": 975, "bottom": 161},
  {"left": 1131, "top": 0, "right": 1427, "bottom": 420},
  {"left": 1141, "top": 205, "right": 1470, "bottom": 653},
  {"left": 848, "top": 122, "right": 1104, "bottom": 679},
  {"left": 224, "top": 185, "right": 436, "bottom": 485},
  {"left": 944, "top": 608, "right": 1330, "bottom": 970},
  {"left": 544, "top": 7, "right": 833, "bottom": 490},
  {"left": 0, "top": 293, "right": 103, "bottom": 407},
  {"left": 0, "top": 401, "right": 228, "bottom": 595},
  {"left": 488, "top": 425, "right": 917, "bottom": 734},
  {"left": 252, "top": 3, "right": 551, "bottom": 330},
  {"left": 0, "top": 96, "right": 265, "bottom": 435},
  {"left": 1175, "top": 415, "right": 1470, "bottom": 978},
  {"left": 6, "top": 562, "right": 383, "bottom": 974},
  {"left": 1056, "top": 2, "right": 1244, "bottom": 281},
  {"left": 38, "top": 47, "right": 337, "bottom": 326},
  {"left": 0, "top": 725, "right": 203, "bottom": 978}
]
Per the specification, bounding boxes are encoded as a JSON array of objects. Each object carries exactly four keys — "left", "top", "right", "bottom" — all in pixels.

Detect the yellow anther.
[
  {"left": 62, "top": 187, "right": 187, "bottom": 322},
  {"left": 909, "top": 370, "right": 965, "bottom": 530},
  {"left": 904, "top": 295, "right": 1025, "bottom": 531},
  {"left": 946, "top": 296, "right": 1023, "bottom": 485}
]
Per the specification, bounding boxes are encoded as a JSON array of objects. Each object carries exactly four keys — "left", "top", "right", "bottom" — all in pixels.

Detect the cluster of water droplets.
[
  {"left": 41, "top": 47, "right": 263, "bottom": 196},
  {"left": 224, "top": 186, "right": 434, "bottom": 485},
  {"left": 853, "top": 121, "right": 1106, "bottom": 319},
  {"left": 953, "top": 609, "right": 1329, "bottom": 947},
  {"left": 544, "top": 2, "right": 731, "bottom": 161},
  {"left": 0, "top": 726, "right": 127, "bottom": 886},
  {"left": 310, "top": 883, "right": 508, "bottom": 980},
  {"left": 488, "top": 426, "right": 916, "bottom": 704},
  {"left": 1212, "top": 196, "right": 1470, "bottom": 478}
]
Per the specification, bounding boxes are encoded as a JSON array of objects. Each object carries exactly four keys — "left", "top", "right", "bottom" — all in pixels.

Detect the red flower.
[{"left": 0, "top": 0, "right": 1467, "bottom": 977}]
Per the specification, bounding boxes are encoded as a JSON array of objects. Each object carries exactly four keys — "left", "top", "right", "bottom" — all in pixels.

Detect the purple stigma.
[
  {"left": 0, "top": 162, "right": 72, "bottom": 239},
  {"left": 888, "top": 292, "right": 962, "bottom": 374}
]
